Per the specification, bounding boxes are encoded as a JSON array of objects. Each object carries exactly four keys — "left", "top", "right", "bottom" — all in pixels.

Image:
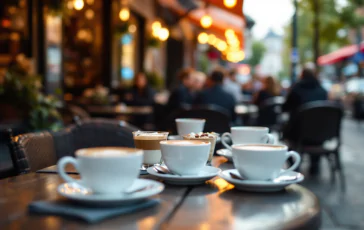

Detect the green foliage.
[
  {"left": 0, "top": 55, "right": 63, "bottom": 131},
  {"left": 147, "top": 37, "right": 161, "bottom": 48},
  {"left": 145, "top": 71, "right": 165, "bottom": 90},
  {"left": 248, "top": 41, "right": 266, "bottom": 68},
  {"left": 281, "top": 0, "right": 359, "bottom": 74}
]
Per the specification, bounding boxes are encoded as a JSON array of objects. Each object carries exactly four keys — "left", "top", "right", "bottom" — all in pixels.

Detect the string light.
[
  {"left": 158, "top": 27, "right": 169, "bottom": 41},
  {"left": 224, "top": 0, "right": 237, "bottom": 8},
  {"left": 225, "top": 29, "right": 235, "bottom": 38},
  {"left": 197, "top": 32, "right": 208, "bottom": 44},
  {"left": 200, "top": 14, "right": 213, "bottom": 28},
  {"left": 128, "top": 24, "right": 137, "bottom": 33},
  {"left": 152, "top": 21, "right": 161, "bottom": 32},
  {"left": 85, "top": 9, "right": 94, "bottom": 19},
  {"left": 208, "top": 34, "right": 216, "bottom": 45},
  {"left": 119, "top": 7, "right": 130, "bottom": 21},
  {"left": 217, "top": 41, "right": 227, "bottom": 51},
  {"left": 73, "top": 0, "right": 84, "bottom": 10}
]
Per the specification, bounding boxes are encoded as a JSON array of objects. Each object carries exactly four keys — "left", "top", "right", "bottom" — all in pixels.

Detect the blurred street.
[{"left": 301, "top": 119, "right": 364, "bottom": 230}]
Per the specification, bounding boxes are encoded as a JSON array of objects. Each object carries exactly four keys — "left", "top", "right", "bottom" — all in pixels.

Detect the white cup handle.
[
  {"left": 221, "top": 132, "right": 232, "bottom": 150},
  {"left": 262, "top": 133, "right": 275, "bottom": 144},
  {"left": 57, "top": 157, "right": 81, "bottom": 184},
  {"left": 281, "top": 151, "right": 301, "bottom": 174}
]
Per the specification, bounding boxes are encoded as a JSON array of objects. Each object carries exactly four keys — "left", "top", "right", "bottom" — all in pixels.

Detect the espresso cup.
[
  {"left": 175, "top": 118, "right": 205, "bottom": 136},
  {"left": 232, "top": 144, "right": 301, "bottom": 181},
  {"left": 221, "top": 126, "right": 274, "bottom": 150},
  {"left": 57, "top": 147, "right": 143, "bottom": 194},
  {"left": 160, "top": 140, "right": 210, "bottom": 175}
]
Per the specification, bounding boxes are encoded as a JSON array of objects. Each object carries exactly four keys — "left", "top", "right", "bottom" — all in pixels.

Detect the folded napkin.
[{"left": 28, "top": 199, "right": 160, "bottom": 223}]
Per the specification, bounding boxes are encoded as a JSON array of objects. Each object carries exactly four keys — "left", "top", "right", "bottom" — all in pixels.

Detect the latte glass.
[{"left": 133, "top": 131, "right": 169, "bottom": 167}]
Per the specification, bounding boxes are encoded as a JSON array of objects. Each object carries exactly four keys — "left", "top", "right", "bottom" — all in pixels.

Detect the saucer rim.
[
  {"left": 58, "top": 178, "right": 164, "bottom": 202},
  {"left": 146, "top": 166, "right": 221, "bottom": 180},
  {"left": 219, "top": 169, "right": 304, "bottom": 187}
]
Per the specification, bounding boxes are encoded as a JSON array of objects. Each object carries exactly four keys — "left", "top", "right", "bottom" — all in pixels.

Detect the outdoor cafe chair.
[
  {"left": 284, "top": 101, "right": 345, "bottom": 191},
  {"left": 9, "top": 119, "right": 138, "bottom": 174},
  {"left": 256, "top": 96, "right": 285, "bottom": 132}
]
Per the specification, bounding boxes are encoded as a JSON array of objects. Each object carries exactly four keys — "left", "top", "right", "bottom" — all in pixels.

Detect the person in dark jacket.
[
  {"left": 282, "top": 65, "right": 328, "bottom": 174},
  {"left": 253, "top": 76, "right": 281, "bottom": 106},
  {"left": 195, "top": 69, "right": 237, "bottom": 121},
  {"left": 166, "top": 68, "right": 195, "bottom": 114},
  {"left": 124, "top": 72, "right": 155, "bottom": 106}
]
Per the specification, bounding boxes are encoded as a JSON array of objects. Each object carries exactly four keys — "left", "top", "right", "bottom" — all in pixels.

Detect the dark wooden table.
[{"left": 0, "top": 157, "right": 321, "bottom": 230}]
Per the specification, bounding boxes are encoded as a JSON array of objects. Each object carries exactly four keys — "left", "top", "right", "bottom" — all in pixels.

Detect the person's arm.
[{"left": 252, "top": 91, "right": 261, "bottom": 105}]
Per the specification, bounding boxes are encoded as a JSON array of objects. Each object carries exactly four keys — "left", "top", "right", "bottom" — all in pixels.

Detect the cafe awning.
[
  {"left": 158, "top": 0, "right": 245, "bottom": 46},
  {"left": 317, "top": 43, "right": 364, "bottom": 66}
]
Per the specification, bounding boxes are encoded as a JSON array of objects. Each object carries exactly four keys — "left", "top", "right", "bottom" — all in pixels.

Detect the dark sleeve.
[
  {"left": 193, "top": 92, "right": 205, "bottom": 105},
  {"left": 253, "top": 91, "right": 262, "bottom": 106},
  {"left": 230, "top": 94, "right": 237, "bottom": 122},
  {"left": 282, "top": 88, "right": 299, "bottom": 112},
  {"left": 166, "top": 90, "right": 180, "bottom": 113}
]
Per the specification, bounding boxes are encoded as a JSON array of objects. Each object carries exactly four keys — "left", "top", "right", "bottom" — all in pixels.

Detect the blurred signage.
[
  {"left": 45, "top": 15, "right": 62, "bottom": 96},
  {"left": 291, "top": 48, "right": 299, "bottom": 63}
]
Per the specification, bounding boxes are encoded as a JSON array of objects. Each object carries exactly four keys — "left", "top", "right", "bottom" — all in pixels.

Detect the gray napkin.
[{"left": 28, "top": 199, "right": 160, "bottom": 223}]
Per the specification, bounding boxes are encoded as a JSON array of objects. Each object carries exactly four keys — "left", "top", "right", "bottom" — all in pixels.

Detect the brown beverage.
[{"left": 132, "top": 131, "right": 168, "bottom": 165}]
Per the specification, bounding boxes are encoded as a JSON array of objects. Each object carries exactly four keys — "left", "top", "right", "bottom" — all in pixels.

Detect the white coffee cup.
[
  {"left": 232, "top": 144, "right": 301, "bottom": 181},
  {"left": 160, "top": 140, "right": 210, "bottom": 175},
  {"left": 175, "top": 118, "right": 205, "bottom": 136},
  {"left": 221, "top": 126, "right": 274, "bottom": 150},
  {"left": 57, "top": 147, "right": 143, "bottom": 194}
]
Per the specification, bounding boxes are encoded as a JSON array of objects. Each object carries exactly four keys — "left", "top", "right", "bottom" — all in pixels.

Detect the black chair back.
[
  {"left": 293, "top": 101, "right": 343, "bottom": 145},
  {"left": 9, "top": 119, "right": 139, "bottom": 174},
  {"left": 168, "top": 105, "right": 231, "bottom": 134},
  {"left": 257, "top": 96, "right": 284, "bottom": 128}
]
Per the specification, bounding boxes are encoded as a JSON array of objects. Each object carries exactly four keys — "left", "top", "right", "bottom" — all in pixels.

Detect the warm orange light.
[
  {"left": 198, "top": 32, "right": 209, "bottom": 44},
  {"left": 208, "top": 34, "right": 216, "bottom": 45},
  {"left": 85, "top": 9, "right": 94, "bottom": 19},
  {"left": 225, "top": 29, "right": 235, "bottom": 38},
  {"left": 217, "top": 41, "right": 227, "bottom": 51},
  {"left": 152, "top": 21, "right": 161, "bottom": 32},
  {"left": 119, "top": 7, "right": 130, "bottom": 21},
  {"left": 158, "top": 27, "right": 169, "bottom": 41},
  {"left": 224, "top": 0, "right": 237, "bottom": 8},
  {"left": 200, "top": 14, "right": 213, "bottom": 28},
  {"left": 73, "top": 0, "right": 84, "bottom": 10}
]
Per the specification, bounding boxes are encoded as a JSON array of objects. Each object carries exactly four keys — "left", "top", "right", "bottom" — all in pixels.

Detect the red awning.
[{"left": 317, "top": 43, "right": 364, "bottom": 66}]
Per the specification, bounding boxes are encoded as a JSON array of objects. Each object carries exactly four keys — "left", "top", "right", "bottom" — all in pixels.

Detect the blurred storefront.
[{"left": 0, "top": 0, "right": 246, "bottom": 97}]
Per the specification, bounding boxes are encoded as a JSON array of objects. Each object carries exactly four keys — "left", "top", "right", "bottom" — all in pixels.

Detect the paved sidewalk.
[{"left": 299, "top": 119, "right": 364, "bottom": 230}]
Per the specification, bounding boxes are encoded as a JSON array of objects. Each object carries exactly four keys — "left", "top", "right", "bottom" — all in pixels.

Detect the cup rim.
[
  {"left": 160, "top": 140, "right": 210, "bottom": 146},
  {"left": 175, "top": 118, "right": 206, "bottom": 123},
  {"left": 232, "top": 144, "right": 287, "bottom": 151},
  {"left": 231, "top": 126, "right": 268, "bottom": 131},
  {"left": 76, "top": 147, "right": 143, "bottom": 158}
]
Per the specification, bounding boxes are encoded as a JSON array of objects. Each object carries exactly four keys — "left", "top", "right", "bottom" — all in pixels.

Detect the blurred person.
[
  {"left": 223, "top": 70, "right": 243, "bottom": 102},
  {"left": 166, "top": 68, "right": 194, "bottom": 113},
  {"left": 253, "top": 76, "right": 281, "bottom": 106},
  {"left": 190, "top": 71, "right": 207, "bottom": 93},
  {"left": 282, "top": 63, "right": 328, "bottom": 175},
  {"left": 242, "top": 74, "right": 263, "bottom": 101},
  {"left": 195, "top": 69, "right": 237, "bottom": 121},
  {"left": 124, "top": 72, "right": 155, "bottom": 106}
]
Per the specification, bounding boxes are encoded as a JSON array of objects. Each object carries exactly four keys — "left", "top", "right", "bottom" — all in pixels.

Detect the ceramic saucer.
[
  {"left": 216, "top": 149, "right": 233, "bottom": 161},
  {"left": 219, "top": 169, "right": 304, "bottom": 192},
  {"left": 58, "top": 178, "right": 164, "bottom": 206},
  {"left": 147, "top": 166, "right": 221, "bottom": 185}
]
